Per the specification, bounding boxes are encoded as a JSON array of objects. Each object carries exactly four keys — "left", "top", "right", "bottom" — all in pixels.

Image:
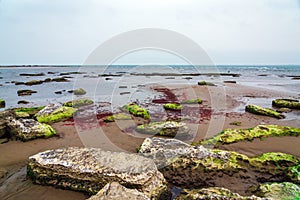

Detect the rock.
[
  {"left": 252, "top": 182, "right": 300, "bottom": 199},
  {"left": 51, "top": 77, "right": 70, "bottom": 82},
  {"left": 276, "top": 107, "right": 292, "bottom": 113},
  {"left": 163, "top": 103, "right": 182, "bottom": 111},
  {"left": 138, "top": 138, "right": 299, "bottom": 191},
  {"left": 14, "top": 81, "right": 25, "bottom": 85},
  {"left": 54, "top": 91, "right": 62, "bottom": 94},
  {"left": 181, "top": 99, "right": 203, "bottom": 104},
  {"left": 245, "top": 104, "right": 285, "bottom": 119},
  {"left": 35, "top": 104, "right": 78, "bottom": 123},
  {"left": 229, "top": 121, "right": 242, "bottom": 126},
  {"left": 0, "top": 110, "right": 16, "bottom": 137},
  {"left": 14, "top": 106, "right": 45, "bottom": 117},
  {"left": 120, "top": 92, "right": 130, "bottom": 95},
  {"left": 17, "top": 100, "right": 30, "bottom": 104},
  {"left": 119, "top": 86, "right": 128, "bottom": 88},
  {"left": 136, "top": 121, "right": 190, "bottom": 137},
  {"left": 272, "top": 99, "right": 300, "bottom": 109},
  {"left": 200, "top": 125, "right": 300, "bottom": 146},
  {"left": 43, "top": 78, "right": 52, "bottom": 82},
  {"left": 63, "top": 98, "right": 94, "bottom": 108},
  {"left": 87, "top": 182, "right": 150, "bottom": 200},
  {"left": 25, "top": 80, "right": 44, "bottom": 86},
  {"left": 288, "top": 164, "right": 300, "bottom": 183},
  {"left": 0, "top": 98, "right": 5, "bottom": 108},
  {"left": 223, "top": 80, "right": 237, "bottom": 84},
  {"left": 73, "top": 88, "right": 86, "bottom": 95},
  {"left": 20, "top": 73, "right": 45, "bottom": 76},
  {"left": 0, "top": 138, "right": 9, "bottom": 144},
  {"left": 105, "top": 78, "right": 113, "bottom": 80},
  {"left": 104, "top": 113, "right": 131, "bottom": 122},
  {"left": 197, "top": 81, "right": 215, "bottom": 86},
  {"left": 17, "top": 89, "right": 37, "bottom": 96},
  {"left": 122, "top": 103, "right": 151, "bottom": 120},
  {"left": 27, "top": 147, "right": 170, "bottom": 199},
  {"left": 177, "top": 187, "right": 263, "bottom": 200},
  {"left": 7, "top": 118, "right": 56, "bottom": 141},
  {"left": 15, "top": 111, "right": 30, "bottom": 118}
]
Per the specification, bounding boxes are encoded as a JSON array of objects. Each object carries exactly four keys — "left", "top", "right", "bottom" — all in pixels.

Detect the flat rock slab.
[
  {"left": 27, "top": 147, "right": 169, "bottom": 199},
  {"left": 88, "top": 182, "right": 150, "bottom": 200}
]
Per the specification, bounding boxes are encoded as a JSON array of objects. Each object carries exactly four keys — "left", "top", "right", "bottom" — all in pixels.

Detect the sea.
[{"left": 0, "top": 65, "right": 299, "bottom": 111}]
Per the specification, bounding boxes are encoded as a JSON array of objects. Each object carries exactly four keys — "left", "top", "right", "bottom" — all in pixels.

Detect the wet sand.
[{"left": 0, "top": 83, "right": 299, "bottom": 199}]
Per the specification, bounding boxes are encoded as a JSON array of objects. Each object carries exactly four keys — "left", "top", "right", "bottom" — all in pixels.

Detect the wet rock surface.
[
  {"left": 272, "top": 99, "right": 300, "bottom": 109},
  {"left": 36, "top": 104, "right": 78, "bottom": 123},
  {"left": 17, "top": 89, "right": 37, "bottom": 96},
  {"left": 245, "top": 104, "right": 285, "bottom": 119},
  {"left": 87, "top": 182, "right": 150, "bottom": 200},
  {"left": 27, "top": 147, "right": 170, "bottom": 199}
]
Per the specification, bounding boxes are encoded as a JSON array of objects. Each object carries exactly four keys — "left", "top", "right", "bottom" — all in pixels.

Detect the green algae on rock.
[
  {"left": 197, "top": 81, "right": 215, "bottom": 86},
  {"left": 122, "top": 103, "right": 151, "bottom": 120},
  {"left": 14, "top": 106, "right": 45, "bottom": 117},
  {"left": 200, "top": 125, "right": 300, "bottom": 146},
  {"left": 288, "top": 164, "right": 300, "bottom": 183},
  {"left": 163, "top": 103, "right": 182, "bottom": 111},
  {"left": 73, "top": 88, "right": 86, "bottom": 95},
  {"left": 104, "top": 113, "right": 131, "bottom": 122},
  {"left": 136, "top": 121, "right": 190, "bottom": 137},
  {"left": 0, "top": 98, "right": 5, "bottom": 108},
  {"left": 63, "top": 98, "right": 94, "bottom": 107},
  {"left": 7, "top": 118, "right": 56, "bottom": 141},
  {"left": 36, "top": 105, "right": 77, "bottom": 123},
  {"left": 15, "top": 111, "right": 30, "bottom": 118},
  {"left": 88, "top": 182, "right": 150, "bottom": 200},
  {"left": 181, "top": 98, "right": 203, "bottom": 104},
  {"left": 245, "top": 104, "right": 285, "bottom": 119},
  {"left": 27, "top": 147, "right": 170, "bottom": 199},
  {"left": 177, "top": 187, "right": 262, "bottom": 200},
  {"left": 252, "top": 182, "right": 300, "bottom": 200},
  {"left": 272, "top": 99, "right": 300, "bottom": 109}
]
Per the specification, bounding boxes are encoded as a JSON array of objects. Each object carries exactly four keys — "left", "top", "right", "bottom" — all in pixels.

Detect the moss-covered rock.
[
  {"left": 122, "top": 103, "right": 151, "bottom": 120},
  {"left": 245, "top": 104, "right": 285, "bottom": 119},
  {"left": 104, "top": 113, "right": 131, "bottom": 122},
  {"left": 36, "top": 105, "right": 77, "bottom": 123},
  {"left": 136, "top": 121, "right": 190, "bottom": 137},
  {"left": 288, "top": 164, "right": 300, "bottom": 183},
  {"left": 181, "top": 98, "right": 203, "bottom": 104},
  {"left": 73, "top": 88, "right": 86, "bottom": 95},
  {"left": 14, "top": 106, "right": 45, "bottom": 117},
  {"left": 272, "top": 99, "right": 300, "bottom": 109},
  {"left": 7, "top": 118, "right": 56, "bottom": 141},
  {"left": 27, "top": 147, "right": 170, "bottom": 199},
  {"left": 63, "top": 98, "right": 93, "bottom": 107},
  {"left": 15, "top": 111, "right": 30, "bottom": 118},
  {"left": 177, "top": 187, "right": 262, "bottom": 200},
  {"left": 252, "top": 182, "right": 300, "bottom": 199},
  {"left": 200, "top": 125, "right": 300, "bottom": 146},
  {"left": 0, "top": 99, "right": 5, "bottom": 108},
  {"left": 163, "top": 103, "right": 182, "bottom": 111},
  {"left": 198, "top": 81, "right": 215, "bottom": 86}
]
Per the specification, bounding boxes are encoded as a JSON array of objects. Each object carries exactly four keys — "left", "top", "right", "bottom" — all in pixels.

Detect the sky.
[{"left": 0, "top": 0, "right": 299, "bottom": 65}]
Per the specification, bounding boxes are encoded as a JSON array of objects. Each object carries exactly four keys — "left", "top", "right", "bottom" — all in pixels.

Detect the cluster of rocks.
[{"left": 26, "top": 137, "right": 300, "bottom": 199}]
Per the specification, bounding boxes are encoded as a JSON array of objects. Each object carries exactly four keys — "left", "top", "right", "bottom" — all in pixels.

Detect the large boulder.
[
  {"left": 177, "top": 187, "right": 263, "bottom": 200},
  {"left": 138, "top": 138, "right": 299, "bottom": 194},
  {"left": 136, "top": 121, "right": 190, "bottom": 137},
  {"left": 7, "top": 118, "right": 56, "bottom": 141},
  {"left": 245, "top": 104, "right": 285, "bottom": 119},
  {"left": 35, "top": 104, "right": 77, "bottom": 123},
  {"left": 87, "top": 182, "right": 150, "bottom": 200},
  {"left": 27, "top": 147, "right": 170, "bottom": 199}
]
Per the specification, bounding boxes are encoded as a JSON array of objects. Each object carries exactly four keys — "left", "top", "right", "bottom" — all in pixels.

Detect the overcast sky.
[{"left": 0, "top": 0, "right": 299, "bottom": 65}]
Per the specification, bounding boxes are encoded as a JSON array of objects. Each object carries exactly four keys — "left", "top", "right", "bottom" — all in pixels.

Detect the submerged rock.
[
  {"left": 24, "top": 80, "right": 44, "bottom": 86},
  {"left": 35, "top": 104, "right": 77, "bottom": 123},
  {"left": 252, "top": 182, "right": 300, "bottom": 199},
  {"left": 88, "top": 182, "right": 150, "bottom": 200},
  {"left": 122, "top": 103, "right": 151, "bottom": 120},
  {"left": 63, "top": 98, "right": 94, "bottom": 108},
  {"left": 245, "top": 104, "right": 285, "bottom": 119},
  {"left": 17, "top": 89, "right": 37, "bottom": 96},
  {"left": 276, "top": 107, "right": 292, "bottom": 113},
  {"left": 200, "top": 125, "right": 300, "bottom": 146},
  {"left": 177, "top": 187, "right": 263, "bottom": 200},
  {"left": 197, "top": 81, "right": 215, "bottom": 86},
  {"left": 136, "top": 121, "right": 190, "bottom": 137},
  {"left": 163, "top": 103, "right": 182, "bottom": 111},
  {"left": 138, "top": 138, "right": 299, "bottom": 193},
  {"left": 104, "top": 113, "right": 132, "bottom": 122},
  {"left": 0, "top": 98, "right": 5, "bottom": 108},
  {"left": 20, "top": 73, "right": 45, "bottom": 76},
  {"left": 51, "top": 77, "right": 70, "bottom": 82},
  {"left": 73, "top": 88, "right": 87, "bottom": 95},
  {"left": 7, "top": 118, "right": 56, "bottom": 141},
  {"left": 272, "top": 99, "right": 300, "bottom": 109},
  {"left": 27, "top": 147, "right": 170, "bottom": 199},
  {"left": 17, "top": 100, "right": 30, "bottom": 105}
]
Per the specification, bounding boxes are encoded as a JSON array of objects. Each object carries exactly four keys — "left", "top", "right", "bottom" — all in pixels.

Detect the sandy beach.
[{"left": 0, "top": 81, "right": 299, "bottom": 199}]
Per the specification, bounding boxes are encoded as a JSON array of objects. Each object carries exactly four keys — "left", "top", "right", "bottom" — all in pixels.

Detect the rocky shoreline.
[{"left": 0, "top": 82, "right": 300, "bottom": 199}]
